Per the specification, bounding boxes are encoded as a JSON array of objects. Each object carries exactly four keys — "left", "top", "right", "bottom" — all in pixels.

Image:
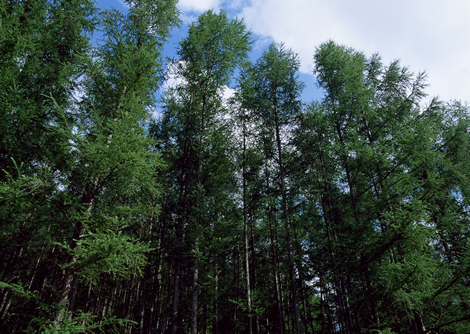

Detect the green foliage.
[
  {"left": 239, "top": 42, "right": 304, "bottom": 125},
  {"left": 0, "top": 281, "right": 38, "bottom": 300},
  {"left": 0, "top": 0, "right": 180, "bottom": 331},
  {"left": 36, "top": 311, "right": 136, "bottom": 334},
  {"left": 58, "top": 229, "right": 152, "bottom": 284},
  {"left": 291, "top": 40, "right": 470, "bottom": 333},
  {"left": 0, "top": 0, "right": 97, "bottom": 180},
  {"left": 0, "top": 281, "right": 135, "bottom": 333},
  {"left": 178, "top": 9, "right": 252, "bottom": 89}
]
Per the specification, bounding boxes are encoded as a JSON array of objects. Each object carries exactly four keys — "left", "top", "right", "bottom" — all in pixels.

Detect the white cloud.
[
  {"left": 221, "top": 0, "right": 250, "bottom": 11},
  {"left": 222, "top": 86, "right": 236, "bottom": 104},
  {"left": 161, "top": 61, "right": 188, "bottom": 93},
  {"left": 240, "top": 0, "right": 470, "bottom": 102},
  {"left": 179, "top": 0, "right": 221, "bottom": 12}
]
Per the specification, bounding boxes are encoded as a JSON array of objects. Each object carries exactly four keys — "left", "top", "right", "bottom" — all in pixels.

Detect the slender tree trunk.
[
  {"left": 54, "top": 185, "right": 97, "bottom": 325},
  {"left": 151, "top": 241, "right": 163, "bottom": 332},
  {"left": 139, "top": 263, "right": 149, "bottom": 334},
  {"left": 334, "top": 119, "right": 359, "bottom": 226},
  {"left": 292, "top": 212, "right": 312, "bottom": 333},
  {"left": 0, "top": 290, "right": 11, "bottom": 320},
  {"left": 172, "top": 116, "right": 191, "bottom": 334},
  {"left": 68, "top": 274, "right": 80, "bottom": 313},
  {"left": 249, "top": 197, "right": 260, "bottom": 334},
  {"left": 234, "top": 238, "right": 241, "bottom": 328},
  {"left": 190, "top": 235, "right": 199, "bottom": 334},
  {"left": 214, "top": 256, "right": 219, "bottom": 334},
  {"left": 171, "top": 256, "right": 182, "bottom": 334},
  {"left": 191, "top": 91, "right": 208, "bottom": 334},
  {"left": 243, "top": 126, "right": 253, "bottom": 334},
  {"left": 315, "top": 136, "right": 354, "bottom": 333},
  {"left": 26, "top": 224, "right": 50, "bottom": 294},
  {"left": 265, "top": 165, "right": 284, "bottom": 334},
  {"left": 273, "top": 94, "right": 301, "bottom": 334}
]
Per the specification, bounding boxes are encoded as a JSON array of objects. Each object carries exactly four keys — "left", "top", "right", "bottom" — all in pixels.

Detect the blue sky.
[{"left": 97, "top": 0, "right": 469, "bottom": 105}]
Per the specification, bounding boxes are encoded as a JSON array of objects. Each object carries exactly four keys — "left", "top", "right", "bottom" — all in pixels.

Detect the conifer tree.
[
  {"left": 2, "top": 3, "right": 470, "bottom": 331},
  {"left": 294, "top": 40, "right": 470, "bottom": 333},
  {"left": 155, "top": 9, "right": 252, "bottom": 333},
  {"left": 238, "top": 42, "right": 305, "bottom": 334},
  {"left": 0, "top": 0, "right": 180, "bottom": 331}
]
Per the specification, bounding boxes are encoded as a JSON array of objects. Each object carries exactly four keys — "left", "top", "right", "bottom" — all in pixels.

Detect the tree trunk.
[
  {"left": 243, "top": 126, "right": 253, "bottom": 334},
  {"left": 265, "top": 165, "right": 285, "bottom": 334},
  {"left": 191, "top": 90, "right": 208, "bottom": 334},
  {"left": 249, "top": 195, "right": 260, "bottom": 334},
  {"left": 273, "top": 94, "right": 301, "bottom": 334},
  {"left": 172, "top": 117, "right": 191, "bottom": 334}
]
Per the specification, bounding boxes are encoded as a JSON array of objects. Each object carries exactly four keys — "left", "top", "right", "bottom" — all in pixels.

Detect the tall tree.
[
  {"left": 3, "top": 4, "right": 470, "bottom": 331},
  {"left": 238, "top": 42, "right": 305, "bottom": 334},
  {"left": 0, "top": 0, "right": 180, "bottom": 331},
  {"left": 294, "top": 40, "right": 470, "bottom": 333},
  {"left": 155, "top": 9, "right": 252, "bottom": 333}
]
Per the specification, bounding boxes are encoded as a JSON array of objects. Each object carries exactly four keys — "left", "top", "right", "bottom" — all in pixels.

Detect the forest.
[{"left": 1, "top": 0, "right": 470, "bottom": 333}]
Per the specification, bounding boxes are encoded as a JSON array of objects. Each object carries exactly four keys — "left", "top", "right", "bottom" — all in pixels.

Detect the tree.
[
  {"left": 2, "top": 4, "right": 470, "bottom": 331},
  {"left": 238, "top": 42, "right": 305, "bottom": 334},
  {"left": 154, "top": 9, "right": 252, "bottom": 333},
  {"left": 0, "top": 0, "right": 180, "bottom": 331},
  {"left": 294, "top": 40, "right": 470, "bottom": 333}
]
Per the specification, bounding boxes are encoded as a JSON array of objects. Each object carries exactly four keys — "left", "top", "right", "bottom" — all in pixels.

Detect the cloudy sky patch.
[
  {"left": 159, "top": 0, "right": 469, "bottom": 103},
  {"left": 238, "top": 0, "right": 469, "bottom": 102}
]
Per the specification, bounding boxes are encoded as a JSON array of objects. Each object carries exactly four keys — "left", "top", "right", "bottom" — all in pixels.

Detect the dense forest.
[{"left": 1, "top": 0, "right": 470, "bottom": 333}]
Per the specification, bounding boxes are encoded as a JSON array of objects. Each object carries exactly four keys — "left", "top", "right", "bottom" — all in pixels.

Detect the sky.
[{"left": 101, "top": 0, "right": 470, "bottom": 104}]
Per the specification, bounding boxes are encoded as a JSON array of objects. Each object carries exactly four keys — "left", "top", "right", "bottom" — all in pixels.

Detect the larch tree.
[
  {"left": 0, "top": 0, "right": 180, "bottom": 331},
  {"left": 238, "top": 42, "right": 305, "bottom": 334},
  {"left": 294, "top": 40, "right": 470, "bottom": 333},
  {"left": 154, "top": 9, "right": 252, "bottom": 333}
]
